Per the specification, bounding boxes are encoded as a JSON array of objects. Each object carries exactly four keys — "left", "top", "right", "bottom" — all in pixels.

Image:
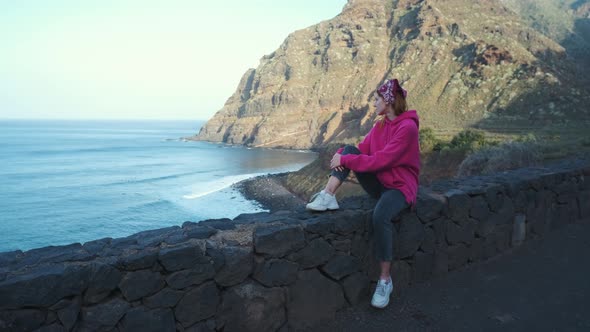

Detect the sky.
[{"left": 0, "top": 0, "right": 347, "bottom": 120}]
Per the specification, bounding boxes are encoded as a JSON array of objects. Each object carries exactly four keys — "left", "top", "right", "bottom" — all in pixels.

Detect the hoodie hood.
[{"left": 387, "top": 110, "right": 419, "bottom": 129}]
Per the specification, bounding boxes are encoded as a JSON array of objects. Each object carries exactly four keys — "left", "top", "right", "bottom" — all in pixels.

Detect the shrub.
[
  {"left": 419, "top": 127, "right": 439, "bottom": 152},
  {"left": 457, "top": 141, "right": 542, "bottom": 177},
  {"left": 516, "top": 132, "right": 538, "bottom": 143},
  {"left": 432, "top": 129, "right": 490, "bottom": 152},
  {"left": 449, "top": 129, "right": 487, "bottom": 151}
]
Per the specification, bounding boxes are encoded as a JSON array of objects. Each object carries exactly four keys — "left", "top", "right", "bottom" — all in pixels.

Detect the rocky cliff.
[
  {"left": 500, "top": 0, "right": 590, "bottom": 72},
  {"left": 193, "top": 0, "right": 590, "bottom": 149}
]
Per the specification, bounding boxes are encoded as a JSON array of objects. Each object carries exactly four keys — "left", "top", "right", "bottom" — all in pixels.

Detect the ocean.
[{"left": 0, "top": 120, "right": 317, "bottom": 252}]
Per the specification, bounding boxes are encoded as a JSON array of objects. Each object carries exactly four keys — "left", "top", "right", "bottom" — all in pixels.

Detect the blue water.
[{"left": 0, "top": 120, "right": 316, "bottom": 252}]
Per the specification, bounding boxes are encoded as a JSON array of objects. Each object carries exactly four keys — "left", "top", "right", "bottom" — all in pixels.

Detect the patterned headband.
[{"left": 377, "top": 79, "right": 408, "bottom": 104}]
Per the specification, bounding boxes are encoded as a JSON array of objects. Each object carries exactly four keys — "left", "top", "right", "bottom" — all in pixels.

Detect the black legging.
[{"left": 331, "top": 145, "right": 408, "bottom": 261}]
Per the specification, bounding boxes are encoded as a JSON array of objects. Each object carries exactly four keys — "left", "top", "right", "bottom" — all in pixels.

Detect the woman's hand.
[{"left": 330, "top": 153, "right": 343, "bottom": 171}]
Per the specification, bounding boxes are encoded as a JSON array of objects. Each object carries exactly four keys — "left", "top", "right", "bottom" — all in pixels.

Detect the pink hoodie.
[{"left": 340, "top": 110, "right": 420, "bottom": 205}]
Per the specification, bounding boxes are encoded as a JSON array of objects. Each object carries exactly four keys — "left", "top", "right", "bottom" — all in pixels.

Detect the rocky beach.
[
  {"left": 234, "top": 173, "right": 308, "bottom": 213},
  {"left": 233, "top": 144, "right": 370, "bottom": 214}
]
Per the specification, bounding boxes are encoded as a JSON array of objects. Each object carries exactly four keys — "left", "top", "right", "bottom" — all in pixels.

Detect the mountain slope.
[
  {"left": 500, "top": 0, "right": 590, "bottom": 73},
  {"left": 194, "top": 0, "right": 590, "bottom": 149}
]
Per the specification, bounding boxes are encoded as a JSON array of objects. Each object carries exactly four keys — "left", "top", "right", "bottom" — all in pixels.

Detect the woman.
[{"left": 306, "top": 78, "right": 420, "bottom": 309}]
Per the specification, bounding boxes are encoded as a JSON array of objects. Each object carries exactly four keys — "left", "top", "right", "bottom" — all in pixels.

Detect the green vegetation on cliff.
[{"left": 282, "top": 126, "right": 590, "bottom": 200}]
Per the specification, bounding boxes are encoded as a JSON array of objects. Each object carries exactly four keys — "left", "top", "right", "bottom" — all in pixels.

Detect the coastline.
[
  {"left": 231, "top": 143, "right": 369, "bottom": 213},
  {"left": 184, "top": 137, "right": 323, "bottom": 213}
]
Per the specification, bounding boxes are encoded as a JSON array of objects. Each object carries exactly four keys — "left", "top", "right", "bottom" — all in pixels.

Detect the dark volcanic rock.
[
  {"left": 218, "top": 281, "right": 286, "bottom": 332},
  {"left": 158, "top": 243, "right": 208, "bottom": 272},
  {"left": 287, "top": 238, "right": 334, "bottom": 269},
  {"left": 0, "top": 263, "right": 90, "bottom": 309},
  {"left": 165, "top": 264, "right": 215, "bottom": 290},
  {"left": 52, "top": 297, "right": 81, "bottom": 331},
  {"left": 320, "top": 254, "right": 360, "bottom": 281},
  {"left": 118, "top": 270, "right": 165, "bottom": 302},
  {"left": 119, "top": 307, "right": 175, "bottom": 332},
  {"left": 333, "top": 210, "right": 367, "bottom": 235},
  {"left": 287, "top": 269, "right": 346, "bottom": 330},
  {"left": 84, "top": 262, "right": 123, "bottom": 304},
  {"left": 127, "top": 226, "right": 181, "bottom": 248},
  {"left": 213, "top": 246, "right": 253, "bottom": 287},
  {"left": 446, "top": 219, "right": 476, "bottom": 245},
  {"left": 143, "top": 288, "right": 184, "bottom": 309},
  {"left": 397, "top": 214, "right": 425, "bottom": 259},
  {"left": 416, "top": 190, "right": 446, "bottom": 222},
  {"left": 253, "top": 258, "right": 299, "bottom": 287},
  {"left": 79, "top": 298, "right": 130, "bottom": 331},
  {"left": 341, "top": 272, "right": 370, "bottom": 305},
  {"left": 446, "top": 189, "right": 472, "bottom": 221},
  {"left": 117, "top": 247, "right": 159, "bottom": 271},
  {"left": 183, "top": 225, "right": 218, "bottom": 240},
  {"left": 193, "top": 219, "right": 236, "bottom": 231},
  {"left": 253, "top": 225, "right": 306, "bottom": 257},
  {"left": 0, "top": 309, "right": 45, "bottom": 332},
  {"left": 174, "top": 282, "right": 219, "bottom": 328}
]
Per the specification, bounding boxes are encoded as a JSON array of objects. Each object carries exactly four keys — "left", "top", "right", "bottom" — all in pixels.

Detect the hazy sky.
[{"left": 0, "top": 0, "right": 347, "bottom": 120}]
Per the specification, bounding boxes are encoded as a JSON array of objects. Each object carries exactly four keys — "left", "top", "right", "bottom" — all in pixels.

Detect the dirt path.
[{"left": 313, "top": 222, "right": 590, "bottom": 331}]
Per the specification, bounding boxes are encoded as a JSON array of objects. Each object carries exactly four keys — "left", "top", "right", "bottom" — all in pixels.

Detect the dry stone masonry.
[{"left": 1, "top": 159, "right": 589, "bottom": 331}]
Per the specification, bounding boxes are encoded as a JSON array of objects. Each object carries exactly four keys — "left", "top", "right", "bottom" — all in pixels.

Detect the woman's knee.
[
  {"left": 330, "top": 168, "right": 348, "bottom": 182},
  {"left": 341, "top": 145, "right": 360, "bottom": 155}
]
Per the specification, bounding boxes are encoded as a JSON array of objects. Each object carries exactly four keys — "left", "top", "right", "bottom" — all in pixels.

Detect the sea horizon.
[{"left": 0, "top": 119, "right": 316, "bottom": 253}]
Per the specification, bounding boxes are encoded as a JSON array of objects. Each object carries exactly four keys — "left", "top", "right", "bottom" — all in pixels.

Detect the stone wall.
[{"left": 1, "top": 159, "right": 589, "bottom": 332}]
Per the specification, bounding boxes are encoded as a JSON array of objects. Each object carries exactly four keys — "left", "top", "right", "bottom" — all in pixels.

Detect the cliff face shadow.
[
  {"left": 461, "top": 3, "right": 590, "bottom": 144},
  {"left": 561, "top": 13, "right": 590, "bottom": 84},
  {"left": 471, "top": 45, "right": 590, "bottom": 146},
  {"left": 452, "top": 43, "right": 477, "bottom": 67}
]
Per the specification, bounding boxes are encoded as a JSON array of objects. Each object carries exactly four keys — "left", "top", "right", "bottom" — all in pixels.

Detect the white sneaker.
[
  {"left": 305, "top": 190, "right": 339, "bottom": 211},
  {"left": 371, "top": 278, "right": 393, "bottom": 308}
]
